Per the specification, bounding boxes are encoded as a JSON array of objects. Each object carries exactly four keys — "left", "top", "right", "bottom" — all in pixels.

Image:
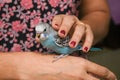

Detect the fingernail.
[
  {"left": 60, "top": 30, "right": 66, "bottom": 35},
  {"left": 84, "top": 47, "right": 88, "bottom": 52},
  {"left": 70, "top": 41, "right": 76, "bottom": 47},
  {"left": 55, "top": 24, "right": 59, "bottom": 28}
]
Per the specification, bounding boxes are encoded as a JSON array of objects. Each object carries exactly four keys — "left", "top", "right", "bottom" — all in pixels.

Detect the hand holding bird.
[{"left": 35, "top": 22, "right": 101, "bottom": 61}]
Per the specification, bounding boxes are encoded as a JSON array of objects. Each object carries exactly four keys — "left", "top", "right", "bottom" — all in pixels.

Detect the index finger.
[{"left": 52, "top": 15, "right": 64, "bottom": 30}]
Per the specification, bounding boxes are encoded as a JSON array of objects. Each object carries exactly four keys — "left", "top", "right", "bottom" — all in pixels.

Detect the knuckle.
[
  {"left": 86, "top": 35, "right": 93, "bottom": 44},
  {"left": 90, "top": 33, "right": 94, "bottom": 40},
  {"left": 62, "top": 22, "right": 73, "bottom": 28},
  {"left": 76, "top": 22, "right": 86, "bottom": 30},
  {"left": 75, "top": 24, "right": 85, "bottom": 32},
  {"left": 85, "top": 24, "right": 90, "bottom": 28},
  {"left": 53, "top": 15, "right": 58, "bottom": 19},
  {"left": 65, "top": 15, "right": 77, "bottom": 22},
  {"left": 53, "top": 14, "right": 63, "bottom": 19}
]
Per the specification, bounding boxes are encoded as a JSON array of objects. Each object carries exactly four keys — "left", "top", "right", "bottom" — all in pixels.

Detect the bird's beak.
[{"left": 35, "top": 33, "right": 40, "bottom": 43}]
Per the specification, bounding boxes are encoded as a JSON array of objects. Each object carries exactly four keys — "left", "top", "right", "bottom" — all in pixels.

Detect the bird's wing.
[{"left": 54, "top": 35, "right": 70, "bottom": 47}]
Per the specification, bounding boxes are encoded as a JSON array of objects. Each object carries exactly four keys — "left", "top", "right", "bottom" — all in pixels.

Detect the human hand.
[
  {"left": 17, "top": 53, "right": 116, "bottom": 80},
  {"left": 36, "top": 54, "right": 116, "bottom": 80},
  {"left": 0, "top": 52, "right": 116, "bottom": 80},
  {"left": 52, "top": 14, "right": 93, "bottom": 52}
]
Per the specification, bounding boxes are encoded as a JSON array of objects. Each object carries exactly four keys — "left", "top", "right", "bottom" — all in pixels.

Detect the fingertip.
[
  {"left": 82, "top": 46, "right": 90, "bottom": 53},
  {"left": 69, "top": 41, "right": 77, "bottom": 48},
  {"left": 108, "top": 71, "right": 117, "bottom": 80},
  {"left": 52, "top": 23, "right": 60, "bottom": 30},
  {"left": 82, "top": 36, "right": 93, "bottom": 53},
  {"left": 81, "top": 46, "right": 90, "bottom": 53},
  {"left": 58, "top": 29, "right": 66, "bottom": 38},
  {"left": 52, "top": 15, "right": 63, "bottom": 30}
]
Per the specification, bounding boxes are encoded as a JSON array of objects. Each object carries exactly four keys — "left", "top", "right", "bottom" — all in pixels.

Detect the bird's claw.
[{"left": 52, "top": 54, "right": 69, "bottom": 63}]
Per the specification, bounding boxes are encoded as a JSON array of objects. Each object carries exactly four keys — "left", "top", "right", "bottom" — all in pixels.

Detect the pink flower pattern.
[
  {"left": 12, "top": 20, "right": 27, "bottom": 32},
  {"left": 20, "top": 0, "right": 33, "bottom": 9},
  {"left": 11, "top": 44, "right": 22, "bottom": 52},
  {"left": 3, "top": 0, "right": 12, "bottom": 3},
  {"left": 0, "top": 0, "right": 80, "bottom": 52},
  {"left": 49, "top": 0, "right": 60, "bottom": 7}
]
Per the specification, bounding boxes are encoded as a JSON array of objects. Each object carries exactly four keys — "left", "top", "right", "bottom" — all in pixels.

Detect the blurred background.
[{"left": 89, "top": 0, "right": 120, "bottom": 79}]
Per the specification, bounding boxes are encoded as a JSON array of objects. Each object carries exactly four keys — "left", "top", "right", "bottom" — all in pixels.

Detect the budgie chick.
[{"left": 35, "top": 22, "right": 101, "bottom": 61}]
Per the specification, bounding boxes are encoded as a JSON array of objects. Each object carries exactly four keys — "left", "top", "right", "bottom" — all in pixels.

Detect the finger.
[
  {"left": 52, "top": 15, "right": 63, "bottom": 30},
  {"left": 58, "top": 15, "right": 76, "bottom": 38},
  {"left": 86, "top": 60, "right": 117, "bottom": 80},
  {"left": 82, "top": 24, "right": 93, "bottom": 52},
  {"left": 69, "top": 22, "right": 86, "bottom": 48},
  {"left": 85, "top": 74, "right": 100, "bottom": 80}
]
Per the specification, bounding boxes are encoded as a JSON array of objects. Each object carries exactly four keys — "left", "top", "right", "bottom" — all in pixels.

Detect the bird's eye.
[{"left": 44, "top": 28, "right": 46, "bottom": 32}]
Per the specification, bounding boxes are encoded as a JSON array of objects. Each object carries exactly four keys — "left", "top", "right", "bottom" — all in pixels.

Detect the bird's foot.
[{"left": 52, "top": 54, "right": 69, "bottom": 63}]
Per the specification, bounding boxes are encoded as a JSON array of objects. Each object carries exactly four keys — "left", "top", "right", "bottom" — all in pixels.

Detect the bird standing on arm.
[{"left": 35, "top": 22, "right": 101, "bottom": 62}]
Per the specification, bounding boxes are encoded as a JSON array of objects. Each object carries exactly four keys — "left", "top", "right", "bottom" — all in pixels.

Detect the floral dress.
[{"left": 0, "top": 0, "right": 80, "bottom": 52}]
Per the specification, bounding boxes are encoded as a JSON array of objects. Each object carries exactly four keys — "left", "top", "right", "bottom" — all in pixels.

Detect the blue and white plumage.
[{"left": 35, "top": 22, "right": 101, "bottom": 61}]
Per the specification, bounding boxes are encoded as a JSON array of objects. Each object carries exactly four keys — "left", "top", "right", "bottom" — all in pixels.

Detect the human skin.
[
  {"left": 52, "top": 0, "right": 110, "bottom": 52},
  {"left": 0, "top": 0, "right": 116, "bottom": 80},
  {"left": 0, "top": 52, "right": 116, "bottom": 80}
]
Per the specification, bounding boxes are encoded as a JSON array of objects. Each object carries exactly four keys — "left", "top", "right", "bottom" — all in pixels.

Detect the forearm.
[
  {"left": 79, "top": 0, "right": 110, "bottom": 45},
  {"left": 81, "top": 11, "right": 110, "bottom": 45},
  {"left": 0, "top": 52, "right": 21, "bottom": 79},
  {"left": 0, "top": 52, "right": 116, "bottom": 80},
  {"left": 0, "top": 52, "right": 83, "bottom": 80},
  {"left": 0, "top": 52, "right": 43, "bottom": 79},
  {"left": 0, "top": 52, "right": 56, "bottom": 80}
]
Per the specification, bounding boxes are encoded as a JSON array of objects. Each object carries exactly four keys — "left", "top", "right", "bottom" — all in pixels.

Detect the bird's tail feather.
[
  {"left": 77, "top": 45, "right": 101, "bottom": 52},
  {"left": 89, "top": 47, "right": 102, "bottom": 51},
  {"left": 77, "top": 46, "right": 101, "bottom": 51}
]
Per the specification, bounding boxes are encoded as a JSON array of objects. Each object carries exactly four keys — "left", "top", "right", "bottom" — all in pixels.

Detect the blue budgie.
[{"left": 35, "top": 22, "right": 101, "bottom": 61}]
